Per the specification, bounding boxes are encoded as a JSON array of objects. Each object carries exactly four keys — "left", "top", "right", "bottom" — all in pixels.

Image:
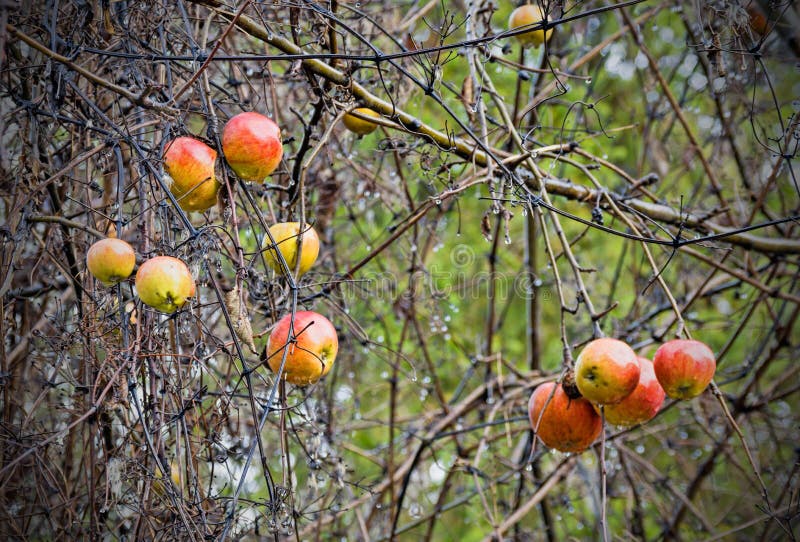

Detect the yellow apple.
[
  {"left": 163, "top": 136, "right": 220, "bottom": 212},
  {"left": 135, "top": 256, "right": 196, "bottom": 313},
  {"left": 266, "top": 311, "right": 338, "bottom": 386},
  {"left": 86, "top": 238, "right": 136, "bottom": 286},
  {"left": 509, "top": 4, "right": 553, "bottom": 48},
  {"left": 262, "top": 222, "right": 320, "bottom": 277},
  {"left": 343, "top": 107, "right": 381, "bottom": 135}
]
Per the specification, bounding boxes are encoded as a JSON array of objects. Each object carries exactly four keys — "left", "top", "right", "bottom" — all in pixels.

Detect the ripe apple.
[
  {"left": 222, "top": 112, "right": 283, "bottom": 182},
  {"left": 266, "top": 311, "right": 338, "bottom": 386},
  {"left": 528, "top": 381, "right": 602, "bottom": 453},
  {"left": 653, "top": 339, "right": 716, "bottom": 399},
  {"left": 135, "top": 256, "right": 196, "bottom": 313},
  {"left": 163, "top": 136, "right": 220, "bottom": 211},
  {"left": 599, "top": 357, "right": 665, "bottom": 426},
  {"left": 574, "top": 338, "right": 640, "bottom": 405},
  {"left": 262, "top": 222, "right": 320, "bottom": 277},
  {"left": 86, "top": 238, "right": 136, "bottom": 286},
  {"left": 508, "top": 4, "right": 553, "bottom": 48},
  {"left": 343, "top": 107, "right": 381, "bottom": 135}
]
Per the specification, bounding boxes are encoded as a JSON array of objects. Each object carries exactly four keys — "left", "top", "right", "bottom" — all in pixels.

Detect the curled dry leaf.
[{"left": 224, "top": 286, "right": 256, "bottom": 354}]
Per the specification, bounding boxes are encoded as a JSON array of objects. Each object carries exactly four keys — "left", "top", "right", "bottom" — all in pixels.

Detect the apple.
[
  {"left": 653, "top": 339, "right": 716, "bottom": 399},
  {"left": 135, "top": 256, "right": 196, "bottom": 313},
  {"left": 163, "top": 136, "right": 220, "bottom": 211},
  {"left": 222, "top": 112, "right": 283, "bottom": 182},
  {"left": 262, "top": 222, "right": 320, "bottom": 277},
  {"left": 86, "top": 238, "right": 136, "bottom": 286},
  {"left": 528, "top": 381, "right": 602, "bottom": 453},
  {"left": 599, "top": 357, "right": 665, "bottom": 426},
  {"left": 266, "top": 311, "right": 338, "bottom": 386},
  {"left": 574, "top": 338, "right": 640, "bottom": 405},
  {"left": 508, "top": 4, "right": 553, "bottom": 48},
  {"left": 343, "top": 107, "right": 381, "bottom": 135}
]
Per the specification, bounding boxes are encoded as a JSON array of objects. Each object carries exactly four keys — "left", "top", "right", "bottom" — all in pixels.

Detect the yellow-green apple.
[
  {"left": 262, "top": 222, "right": 320, "bottom": 277},
  {"left": 575, "top": 338, "right": 640, "bottom": 404},
  {"left": 653, "top": 339, "right": 716, "bottom": 399},
  {"left": 509, "top": 4, "right": 553, "bottom": 47},
  {"left": 528, "top": 381, "right": 602, "bottom": 453},
  {"left": 222, "top": 112, "right": 283, "bottom": 182},
  {"left": 599, "top": 357, "right": 665, "bottom": 426},
  {"left": 163, "top": 136, "right": 220, "bottom": 211},
  {"left": 135, "top": 256, "right": 196, "bottom": 313},
  {"left": 266, "top": 311, "right": 338, "bottom": 386},
  {"left": 343, "top": 107, "right": 381, "bottom": 135},
  {"left": 86, "top": 238, "right": 136, "bottom": 286}
]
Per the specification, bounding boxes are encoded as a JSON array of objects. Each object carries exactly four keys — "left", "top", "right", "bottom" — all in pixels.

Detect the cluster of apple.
[
  {"left": 86, "top": 238, "right": 196, "bottom": 314},
  {"left": 528, "top": 337, "right": 717, "bottom": 453},
  {"left": 84, "top": 110, "right": 351, "bottom": 387}
]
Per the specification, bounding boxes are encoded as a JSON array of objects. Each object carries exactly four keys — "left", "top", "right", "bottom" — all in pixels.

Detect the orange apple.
[
  {"left": 575, "top": 338, "right": 640, "bottom": 405},
  {"left": 528, "top": 381, "right": 602, "bottom": 453},
  {"left": 135, "top": 256, "right": 196, "bottom": 313},
  {"left": 599, "top": 357, "right": 665, "bottom": 426},
  {"left": 509, "top": 4, "right": 553, "bottom": 48},
  {"left": 266, "top": 311, "right": 338, "bottom": 386},
  {"left": 343, "top": 107, "right": 381, "bottom": 135},
  {"left": 163, "top": 136, "right": 220, "bottom": 211},
  {"left": 262, "top": 222, "right": 320, "bottom": 277},
  {"left": 86, "top": 238, "right": 136, "bottom": 286},
  {"left": 653, "top": 339, "right": 716, "bottom": 399},
  {"left": 222, "top": 112, "right": 283, "bottom": 182}
]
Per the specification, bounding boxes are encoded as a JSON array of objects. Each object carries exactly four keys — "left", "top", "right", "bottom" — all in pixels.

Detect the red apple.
[
  {"left": 222, "top": 112, "right": 283, "bottom": 182},
  {"left": 266, "top": 311, "right": 338, "bottom": 386},
  {"left": 575, "top": 338, "right": 640, "bottom": 405},
  {"left": 163, "top": 136, "right": 220, "bottom": 211},
  {"left": 528, "top": 381, "right": 602, "bottom": 453},
  {"left": 653, "top": 339, "right": 716, "bottom": 399},
  {"left": 135, "top": 256, "right": 196, "bottom": 313},
  {"left": 86, "top": 238, "right": 136, "bottom": 286},
  {"left": 600, "top": 357, "right": 665, "bottom": 426}
]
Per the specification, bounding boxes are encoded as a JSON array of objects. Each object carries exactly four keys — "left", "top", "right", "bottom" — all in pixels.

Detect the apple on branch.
[
  {"left": 654, "top": 339, "right": 716, "bottom": 399},
  {"left": 262, "top": 222, "right": 320, "bottom": 277},
  {"left": 574, "top": 337, "right": 641, "bottom": 405},
  {"left": 343, "top": 107, "right": 381, "bottom": 136},
  {"left": 135, "top": 256, "right": 196, "bottom": 314},
  {"left": 86, "top": 238, "right": 136, "bottom": 286},
  {"left": 266, "top": 311, "right": 338, "bottom": 386},
  {"left": 509, "top": 4, "right": 553, "bottom": 48},
  {"left": 599, "top": 357, "right": 666, "bottom": 426},
  {"left": 163, "top": 136, "right": 220, "bottom": 212},
  {"left": 222, "top": 112, "right": 283, "bottom": 182},
  {"left": 528, "top": 381, "right": 602, "bottom": 453}
]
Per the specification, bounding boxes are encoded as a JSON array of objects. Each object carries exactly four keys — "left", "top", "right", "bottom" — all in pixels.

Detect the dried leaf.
[{"left": 224, "top": 287, "right": 256, "bottom": 354}]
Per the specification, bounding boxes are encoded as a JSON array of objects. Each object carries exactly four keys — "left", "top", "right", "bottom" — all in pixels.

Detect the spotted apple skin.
[
  {"left": 528, "top": 381, "right": 602, "bottom": 453},
  {"left": 163, "top": 137, "right": 219, "bottom": 211},
  {"left": 135, "top": 256, "right": 196, "bottom": 313},
  {"left": 600, "top": 357, "right": 665, "bottom": 426},
  {"left": 654, "top": 339, "right": 716, "bottom": 399},
  {"left": 267, "top": 311, "right": 338, "bottom": 386},
  {"left": 575, "top": 338, "right": 640, "bottom": 405},
  {"left": 222, "top": 112, "right": 283, "bottom": 182}
]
